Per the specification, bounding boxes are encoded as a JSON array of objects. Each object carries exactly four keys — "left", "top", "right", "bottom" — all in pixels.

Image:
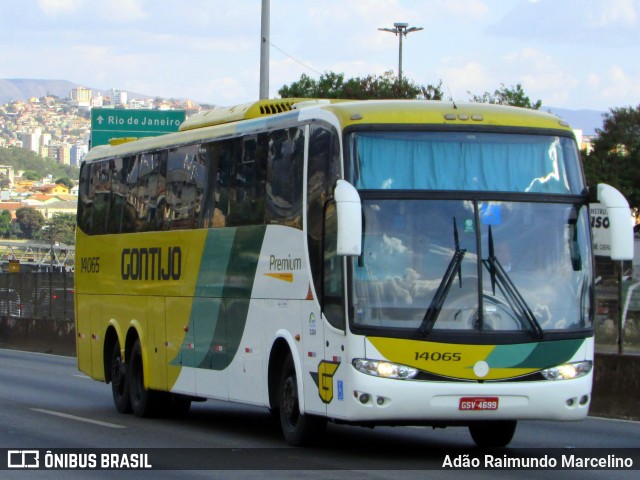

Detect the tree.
[
  {"left": 55, "top": 177, "right": 74, "bottom": 189},
  {"left": 469, "top": 83, "right": 542, "bottom": 110},
  {"left": 15, "top": 206, "right": 45, "bottom": 239},
  {"left": 34, "top": 212, "right": 76, "bottom": 245},
  {"left": 0, "top": 210, "right": 11, "bottom": 237},
  {"left": 278, "top": 71, "right": 444, "bottom": 100},
  {"left": 23, "top": 170, "right": 40, "bottom": 181},
  {"left": 582, "top": 105, "right": 640, "bottom": 212}
]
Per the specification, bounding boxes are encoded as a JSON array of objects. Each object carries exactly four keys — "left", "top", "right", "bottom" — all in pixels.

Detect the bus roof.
[{"left": 83, "top": 99, "right": 574, "bottom": 164}]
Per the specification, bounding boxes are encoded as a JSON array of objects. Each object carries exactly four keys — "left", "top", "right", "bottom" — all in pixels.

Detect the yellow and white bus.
[{"left": 75, "top": 98, "right": 633, "bottom": 447}]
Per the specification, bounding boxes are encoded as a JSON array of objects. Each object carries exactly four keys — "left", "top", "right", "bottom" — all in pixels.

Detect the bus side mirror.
[
  {"left": 334, "top": 180, "right": 362, "bottom": 256},
  {"left": 593, "top": 183, "right": 634, "bottom": 260}
]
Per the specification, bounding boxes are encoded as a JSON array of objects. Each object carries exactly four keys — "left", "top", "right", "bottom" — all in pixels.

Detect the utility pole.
[
  {"left": 378, "top": 22, "right": 423, "bottom": 84},
  {"left": 259, "top": 0, "right": 270, "bottom": 99}
]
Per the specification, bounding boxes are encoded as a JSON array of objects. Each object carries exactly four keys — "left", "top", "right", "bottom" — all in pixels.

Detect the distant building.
[
  {"left": 0, "top": 165, "right": 15, "bottom": 186},
  {"left": 71, "top": 87, "right": 92, "bottom": 107},
  {"left": 91, "top": 94, "right": 104, "bottom": 108},
  {"left": 47, "top": 144, "right": 72, "bottom": 166},
  {"left": 111, "top": 89, "right": 128, "bottom": 106},
  {"left": 21, "top": 128, "right": 42, "bottom": 154},
  {"left": 70, "top": 144, "right": 88, "bottom": 166}
]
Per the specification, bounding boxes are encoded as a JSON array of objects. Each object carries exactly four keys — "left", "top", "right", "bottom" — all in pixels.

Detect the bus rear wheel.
[
  {"left": 278, "top": 354, "right": 326, "bottom": 446},
  {"left": 469, "top": 420, "right": 517, "bottom": 447},
  {"left": 110, "top": 341, "right": 131, "bottom": 414},
  {"left": 129, "top": 338, "right": 161, "bottom": 418}
]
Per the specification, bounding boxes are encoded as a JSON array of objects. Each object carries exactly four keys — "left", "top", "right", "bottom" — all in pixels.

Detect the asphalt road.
[{"left": 1, "top": 348, "right": 638, "bottom": 479}]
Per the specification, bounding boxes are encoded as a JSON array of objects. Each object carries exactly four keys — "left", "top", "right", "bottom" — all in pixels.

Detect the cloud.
[
  {"left": 37, "top": 0, "right": 84, "bottom": 15},
  {"left": 38, "top": 0, "right": 146, "bottom": 21},
  {"left": 587, "top": 0, "right": 638, "bottom": 28},
  {"left": 102, "top": 0, "right": 147, "bottom": 22},
  {"left": 438, "top": 61, "right": 491, "bottom": 99},
  {"left": 598, "top": 65, "right": 640, "bottom": 106},
  {"left": 491, "top": 0, "right": 639, "bottom": 46}
]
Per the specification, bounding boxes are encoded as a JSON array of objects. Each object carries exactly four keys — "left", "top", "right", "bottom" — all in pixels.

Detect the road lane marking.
[{"left": 31, "top": 408, "right": 126, "bottom": 429}]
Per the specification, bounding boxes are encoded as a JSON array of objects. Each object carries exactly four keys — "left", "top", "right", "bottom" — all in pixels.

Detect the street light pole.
[
  {"left": 259, "top": 0, "right": 270, "bottom": 99},
  {"left": 378, "top": 22, "right": 423, "bottom": 84}
]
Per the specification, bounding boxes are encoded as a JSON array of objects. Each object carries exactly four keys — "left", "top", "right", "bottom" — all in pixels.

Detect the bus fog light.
[
  {"left": 566, "top": 398, "right": 575, "bottom": 407},
  {"left": 579, "top": 395, "right": 589, "bottom": 405},
  {"left": 352, "top": 359, "right": 418, "bottom": 380},
  {"left": 541, "top": 361, "right": 592, "bottom": 381},
  {"left": 359, "top": 393, "right": 370, "bottom": 404},
  {"left": 376, "top": 396, "right": 385, "bottom": 406}
]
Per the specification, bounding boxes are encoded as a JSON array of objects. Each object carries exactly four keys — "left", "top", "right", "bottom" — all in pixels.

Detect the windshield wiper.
[
  {"left": 419, "top": 218, "right": 466, "bottom": 336},
  {"left": 483, "top": 226, "right": 544, "bottom": 339}
]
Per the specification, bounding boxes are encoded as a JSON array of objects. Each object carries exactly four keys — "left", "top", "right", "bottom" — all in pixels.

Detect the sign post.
[{"left": 90, "top": 108, "right": 185, "bottom": 148}]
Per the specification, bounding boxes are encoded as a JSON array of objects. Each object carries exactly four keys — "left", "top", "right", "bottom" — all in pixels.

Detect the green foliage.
[
  {"left": 15, "top": 206, "right": 45, "bottom": 239},
  {"left": 55, "top": 177, "right": 74, "bottom": 189},
  {"left": 0, "top": 146, "right": 79, "bottom": 180},
  {"left": 0, "top": 209, "right": 11, "bottom": 236},
  {"left": 34, "top": 212, "right": 76, "bottom": 245},
  {"left": 582, "top": 105, "right": 640, "bottom": 213},
  {"left": 469, "top": 83, "right": 542, "bottom": 110},
  {"left": 278, "top": 71, "right": 444, "bottom": 100}
]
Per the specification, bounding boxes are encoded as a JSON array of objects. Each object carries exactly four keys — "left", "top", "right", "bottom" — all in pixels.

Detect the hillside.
[
  {"left": 0, "top": 79, "right": 81, "bottom": 104},
  {"left": 0, "top": 78, "right": 151, "bottom": 105}
]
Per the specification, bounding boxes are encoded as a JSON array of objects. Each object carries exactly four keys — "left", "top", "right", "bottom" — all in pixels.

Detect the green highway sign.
[{"left": 90, "top": 108, "right": 186, "bottom": 147}]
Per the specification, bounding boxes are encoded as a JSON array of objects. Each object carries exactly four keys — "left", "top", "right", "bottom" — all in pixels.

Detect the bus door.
[{"left": 320, "top": 202, "right": 348, "bottom": 417}]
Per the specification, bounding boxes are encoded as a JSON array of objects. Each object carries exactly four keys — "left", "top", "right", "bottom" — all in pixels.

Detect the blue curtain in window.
[{"left": 355, "top": 133, "right": 570, "bottom": 193}]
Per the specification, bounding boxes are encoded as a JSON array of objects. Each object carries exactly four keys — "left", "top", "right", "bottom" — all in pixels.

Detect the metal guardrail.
[
  {"left": 0, "top": 242, "right": 75, "bottom": 273},
  {"left": 0, "top": 272, "right": 74, "bottom": 321}
]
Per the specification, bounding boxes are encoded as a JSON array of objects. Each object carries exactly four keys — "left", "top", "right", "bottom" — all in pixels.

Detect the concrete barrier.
[
  {"left": 0, "top": 316, "right": 75, "bottom": 357},
  {"left": 590, "top": 353, "right": 640, "bottom": 421},
  {"left": 0, "top": 316, "right": 638, "bottom": 421}
]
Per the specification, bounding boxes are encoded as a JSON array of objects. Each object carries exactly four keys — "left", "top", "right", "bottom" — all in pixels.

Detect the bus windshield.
[
  {"left": 351, "top": 199, "right": 593, "bottom": 336},
  {"left": 348, "top": 131, "right": 592, "bottom": 336},
  {"left": 349, "top": 131, "right": 584, "bottom": 193}
]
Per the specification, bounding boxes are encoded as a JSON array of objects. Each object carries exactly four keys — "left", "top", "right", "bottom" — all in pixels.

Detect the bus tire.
[
  {"left": 129, "top": 339, "right": 160, "bottom": 418},
  {"left": 278, "top": 354, "right": 326, "bottom": 446},
  {"left": 469, "top": 420, "right": 517, "bottom": 447},
  {"left": 110, "top": 341, "right": 132, "bottom": 414}
]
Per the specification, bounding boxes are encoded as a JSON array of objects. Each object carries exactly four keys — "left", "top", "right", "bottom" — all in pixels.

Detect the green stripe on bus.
[
  {"left": 486, "top": 338, "right": 584, "bottom": 369},
  {"left": 172, "top": 226, "right": 267, "bottom": 370}
]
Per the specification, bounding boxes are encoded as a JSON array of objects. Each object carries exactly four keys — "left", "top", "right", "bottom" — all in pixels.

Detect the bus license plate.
[{"left": 459, "top": 397, "right": 499, "bottom": 411}]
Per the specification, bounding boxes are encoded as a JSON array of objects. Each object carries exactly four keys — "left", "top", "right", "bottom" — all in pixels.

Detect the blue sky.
[{"left": 0, "top": 0, "right": 638, "bottom": 111}]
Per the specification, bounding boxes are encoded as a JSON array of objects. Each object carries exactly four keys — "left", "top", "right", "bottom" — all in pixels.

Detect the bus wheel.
[
  {"left": 110, "top": 341, "right": 131, "bottom": 414},
  {"left": 278, "top": 354, "right": 326, "bottom": 446},
  {"left": 129, "top": 339, "right": 159, "bottom": 418},
  {"left": 469, "top": 421, "right": 517, "bottom": 447}
]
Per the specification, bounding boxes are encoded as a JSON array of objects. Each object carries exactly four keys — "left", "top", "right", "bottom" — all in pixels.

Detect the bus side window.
[
  {"left": 266, "top": 127, "right": 304, "bottom": 228},
  {"left": 106, "top": 158, "right": 125, "bottom": 234},
  {"left": 215, "top": 140, "right": 235, "bottom": 227},
  {"left": 78, "top": 163, "right": 93, "bottom": 234},
  {"left": 121, "top": 155, "right": 140, "bottom": 233},
  {"left": 228, "top": 135, "right": 267, "bottom": 226},
  {"left": 323, "top": 202, "right": 346, "bottom": 330},
  {"left": 200, "top": 142, "right": 219, "bottom": 228},
  {"left": 166, "top": 145, "right": 200, "bottom": 230},
  {"left": 90, "top": 161, "right": 110, "bottom": 235},
  {"left": 307, "top": 124, "right": 341, "bottom": 299}
]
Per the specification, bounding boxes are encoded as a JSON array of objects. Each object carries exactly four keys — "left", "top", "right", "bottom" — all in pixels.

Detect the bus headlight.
[
  {"left": 541, "top": 361, "right": 592, "bottom": 381},
  {"left": 352, "top": 359, "right": 418, "bottom": 380}
]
